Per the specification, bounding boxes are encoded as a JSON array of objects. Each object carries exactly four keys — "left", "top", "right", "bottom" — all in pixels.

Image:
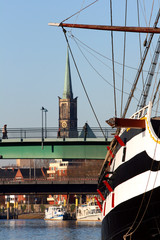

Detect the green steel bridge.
[{"left": 0, "top": 127, "right": 113, "bottom": 159}]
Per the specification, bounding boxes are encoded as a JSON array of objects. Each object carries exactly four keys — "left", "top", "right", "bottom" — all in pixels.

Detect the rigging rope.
[
  {"left": 137, "top": 0, "right": 145, "bottom": 91},
  {"left": 152, "top": 79, "right": 160, "bottom": 106},
  {"left": 120, "top": 0, "right": 127, "bottom": 117},
  {"left": 73, "top": 35, "right": 160, "bottom": 74},
  {"left": 69, "top": 0, "right": 86, "bottom": 36},
  {"left": 62, "top": 27, "right": 106, "bottom": 140},
  {"left": 72, "top": 35, "right": 139, "bottom": 98},
  {"left": 151, "top": 63, "right": 160, "bottom": 103},
  {"left": 61, "top": 0, "right": 99, "bottom": 23},
  {"left": 110, "top": 0, "right": 117, "bottom": 117},
  {"left": 155, "top": 92, "right": 160, "bottom": 115}
]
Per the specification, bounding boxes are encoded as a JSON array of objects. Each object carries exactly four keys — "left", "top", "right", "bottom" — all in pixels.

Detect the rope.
[
  {"left": 69, "top": 0, "right": 86, "bottom": 36},
  {"left": 62, "top": 28, "right": 106, "bottom": 140},
  {"left": 72, "top": 35, "right": 137, "bottom": 98},
  {"left": 137, "top": 0, "right": 145, "bottom": 91},
  {"left": 120, "top": 0, "right": 127, "bottom": 117},
  {"left": 110, "top": 0, "right": 117, "bottom": 117},
  {"left": 151, "top": 64, "right": 160, "bottom": 103},
  {"left": 155, "top": 92, "right": 160, "bottom": 115},
  {"left": 73, "top": 35, "right": 160, "bottom": 74},
  {"left": 61, "top": 0, "right": 99, "bottom": 23}
]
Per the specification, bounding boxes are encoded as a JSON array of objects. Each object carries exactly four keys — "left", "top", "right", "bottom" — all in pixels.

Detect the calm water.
[{"left": 0, "top": 219, "right": 101, "bottom": 240}]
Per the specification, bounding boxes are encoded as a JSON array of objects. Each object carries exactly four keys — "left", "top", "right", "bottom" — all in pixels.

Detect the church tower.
[{"left": 58, "top": 49, "right": 78, "bottom": 137}]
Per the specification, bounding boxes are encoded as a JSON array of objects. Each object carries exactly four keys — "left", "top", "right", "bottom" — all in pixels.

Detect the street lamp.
[
  {"left": 44, "top": 108, "right": 48, "bottom": 138},
  {"left": 41, "top": 107, "right": 45, "bottom": 143},
  {"left": 41, "top": 107, "right": 48, "bottom": 147}
]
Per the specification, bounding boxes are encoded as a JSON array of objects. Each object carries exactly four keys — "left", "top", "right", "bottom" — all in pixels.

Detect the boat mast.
[
  {"left": 122, "top": 8, "right": 160, "bottom": 117},
  {"left": 137, "top": 35, "right": 160, "bottom": 109}
]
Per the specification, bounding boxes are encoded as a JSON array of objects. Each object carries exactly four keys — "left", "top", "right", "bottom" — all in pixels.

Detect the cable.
[
  {"left": 72, "top": 35, "right": 140, "bottom": 99},
  {"left": 137, "top": 0, "right": 145, "bottom": 91},
  {"left": 110, "top": 0, "right": 117, "bottom": 117},
  {"left": 73, "top": 35, "right": 160, "bottom": 74},
  {"left": 61, "top": 0, "right": 99, "bottom": 23},
  {"left": 62, "top": 27, "right": 106, "bottom": 140},
  {"left": 121, "top": 0, "right": 127, "bottom": 117},
  {"left": 74, "top": 36, "right": 141, "bottom": 93}
]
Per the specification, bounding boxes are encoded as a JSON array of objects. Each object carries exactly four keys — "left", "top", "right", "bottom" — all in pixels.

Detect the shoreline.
[{"left": 18, "top": 213, "right": 45, "bottom": 219}]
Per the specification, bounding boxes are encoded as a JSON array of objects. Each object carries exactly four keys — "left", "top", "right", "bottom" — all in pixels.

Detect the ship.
[
  {"left": 99, "top": 101, "right": 160, "bottom": 240},
  {"left": 44, "top": 205, "right": 64, "bottom": 221},
  {"left": 49, "top": 1, "right": 160, "bottom": 239},
  {"left": 77, "top": 200, "right": 101, "bottom": 221}
]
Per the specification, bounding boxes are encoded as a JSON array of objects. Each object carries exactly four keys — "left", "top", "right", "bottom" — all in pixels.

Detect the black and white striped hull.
[
  {"left": 102, "top": 186, "right": 160, "bottom": 240},
  {"left": 101, "top": 104, "right": 160, "bottom": 239}
]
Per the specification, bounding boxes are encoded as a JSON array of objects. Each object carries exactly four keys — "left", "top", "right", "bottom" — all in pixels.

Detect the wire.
[
  {"left": 72, "top": 34, "right": 139, "bottom": 99},
  {"left": 110, "top": 0, "right": 117, "bottom": 117},
  {"left": 73, "top": 35, "right": 160, "bottom": 74},
  {"left": 61, "top": 0, "right": 99, "bottom": 23},
  {"left": 137, "top": 0, "right": 145, "bottom": 91},
  {"left": 121, "top": 0, "right": 127, "bottom": 117},
  {"left": 62, "top": 27, "right": 107, "bottom": 140}
]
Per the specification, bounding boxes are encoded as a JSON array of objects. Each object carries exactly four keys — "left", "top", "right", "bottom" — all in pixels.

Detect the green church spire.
[{"left": 63, "top": 48, "right": 73, "bottom": 99}]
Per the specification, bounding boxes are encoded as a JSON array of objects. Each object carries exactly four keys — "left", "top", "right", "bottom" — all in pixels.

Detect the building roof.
[
  {"left": 17, "top": 168, "right": 47, "bottom": 179},
  {"left": 0, "top": 168, "right": 47, "bottom": 179},
  {"left": 0, "top": 168, "right": 18, "bottom": 178},
  {"left": 79, "top": 123, "right": 96, "bottom": 138},
  {"left": 63, "top": 48, "right": 73, "bottom": 99}
]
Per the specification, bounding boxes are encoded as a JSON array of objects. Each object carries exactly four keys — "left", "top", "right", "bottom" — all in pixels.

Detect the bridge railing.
[
  {"left": 0, "top": 177, "right": 98, "bottom": 184},
  {"left": 0, "top": 127, "right": 114, "bottom": 141}
]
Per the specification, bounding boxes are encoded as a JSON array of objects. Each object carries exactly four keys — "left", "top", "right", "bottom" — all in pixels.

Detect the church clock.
[{"left": 62, "top": 121, "right": 67, "bottom": 128}]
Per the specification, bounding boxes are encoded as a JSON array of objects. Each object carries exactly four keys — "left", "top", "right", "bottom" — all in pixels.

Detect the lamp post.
[
  {"left": 44, "top": 108, "right": 48, "bottom": 138},
  {"left": 41, "top": 107, "right": 45, "bottom": 147},
  {"left": 41, "top": 107, "right": 48, "bottom": 148}
]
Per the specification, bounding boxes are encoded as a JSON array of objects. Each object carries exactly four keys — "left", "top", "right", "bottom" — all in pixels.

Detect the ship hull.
[
  {"left": 100, "top": 104, "right": 160, "bottom": 240},
  {"left": 102, "top": 186, "right": 160, "bottom": 240}
]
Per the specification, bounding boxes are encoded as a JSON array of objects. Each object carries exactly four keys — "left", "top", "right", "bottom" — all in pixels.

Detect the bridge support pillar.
[{"left": 7, "top": 200, "right": 10, "bottom": 220}]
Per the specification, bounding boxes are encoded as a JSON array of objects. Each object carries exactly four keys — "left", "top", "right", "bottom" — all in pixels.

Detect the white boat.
[
  {"left": 77, "top": 201, "right": 101, "bottom": 221},
  {"left": 44, "top": 205, "right": 64, "bottom": 220}
]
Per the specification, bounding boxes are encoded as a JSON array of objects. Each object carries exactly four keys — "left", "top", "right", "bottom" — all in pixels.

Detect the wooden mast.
[{"left": 48, "top": 22, "right": 160, "bottom": 34}]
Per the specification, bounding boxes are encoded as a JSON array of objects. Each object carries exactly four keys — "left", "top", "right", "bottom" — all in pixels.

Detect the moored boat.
[
  {"left": 77, "top": 200, "right": 101, "bottom": 221},
  {"left": 44, "top": 205, "right": 64, "bottom": 221}
]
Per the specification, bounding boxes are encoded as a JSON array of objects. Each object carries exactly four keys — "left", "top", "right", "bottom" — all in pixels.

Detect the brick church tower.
[{"left": 58, "top": 49, "right": 78, "bottom": 138}]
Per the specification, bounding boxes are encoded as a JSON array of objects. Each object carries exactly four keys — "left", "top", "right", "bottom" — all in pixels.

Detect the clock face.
[{"left": 62, "top": 121, "right": 67, "bottom": 128}]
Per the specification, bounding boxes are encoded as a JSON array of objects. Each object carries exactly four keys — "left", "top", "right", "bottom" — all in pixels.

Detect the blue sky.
[{"left": 1, "top": 0, "right": 160, "bottom": 129}]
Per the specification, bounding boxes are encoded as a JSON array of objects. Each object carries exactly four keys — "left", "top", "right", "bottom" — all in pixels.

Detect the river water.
[{"left": 0, "top": 219, "right": 101, "bottom": 240}]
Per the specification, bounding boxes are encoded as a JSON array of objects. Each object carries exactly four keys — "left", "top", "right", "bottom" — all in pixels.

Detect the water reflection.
[{"left": 0, "top": 219, "right": 101, "bottom": 240}]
